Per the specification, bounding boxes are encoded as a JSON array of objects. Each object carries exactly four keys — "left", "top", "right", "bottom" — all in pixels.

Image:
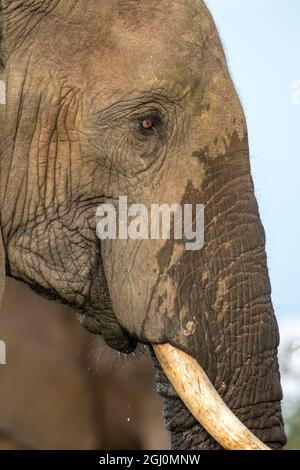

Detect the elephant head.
[{"left": 0, "top": 0, "right": 286, "bottom": 449}]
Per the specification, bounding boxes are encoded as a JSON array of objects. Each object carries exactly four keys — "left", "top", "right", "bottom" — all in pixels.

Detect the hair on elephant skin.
[{"left": 0, "top": 0, "right": 286, "bottom": 450}]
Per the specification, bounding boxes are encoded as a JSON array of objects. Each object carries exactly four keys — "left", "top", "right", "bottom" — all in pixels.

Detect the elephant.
[{"left": 0, "top": 0, "right": 287, "bottom": 450}]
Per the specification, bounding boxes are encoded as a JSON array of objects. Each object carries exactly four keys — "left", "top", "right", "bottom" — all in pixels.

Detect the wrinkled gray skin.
[{"left": 0, "top": 0, "right": 286, "bottom": 449}]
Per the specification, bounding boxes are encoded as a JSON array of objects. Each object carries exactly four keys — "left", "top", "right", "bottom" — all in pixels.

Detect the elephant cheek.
[
  {"left": 100, "top": 236, "right": 202, "bottom": 350},
  {"left": 99, "top": 237, "right": 169, "bottom": 340}
]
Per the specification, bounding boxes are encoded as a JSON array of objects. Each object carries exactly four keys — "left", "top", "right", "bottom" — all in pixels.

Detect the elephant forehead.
[{"left": 33, "top": 0, "right": 207, "bottom": 94}]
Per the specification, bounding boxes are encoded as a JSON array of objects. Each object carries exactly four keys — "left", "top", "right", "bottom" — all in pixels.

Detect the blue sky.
[{"left": 205, "top": 0, "right": 300, "bottom": 322}]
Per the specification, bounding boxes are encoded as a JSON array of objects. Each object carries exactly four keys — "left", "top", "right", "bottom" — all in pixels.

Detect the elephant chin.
[
  {"left": 153, "top": 343, "right": 270, "bottom": 451},
  {"left": 75, "top": 311, "right": 138, "bottom": 354}
]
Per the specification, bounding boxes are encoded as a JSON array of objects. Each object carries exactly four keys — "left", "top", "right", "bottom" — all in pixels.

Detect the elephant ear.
[
  {"left": 0, "top": 230, "right": 5, "bottom": 308},
  {"left": 1, "top": 0, "right": 59, "bottom": 62}
]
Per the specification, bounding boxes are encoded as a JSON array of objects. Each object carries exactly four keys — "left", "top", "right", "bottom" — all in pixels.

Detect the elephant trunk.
[{"left": 145, "top": 135, "right": 287, "bottom": 450}]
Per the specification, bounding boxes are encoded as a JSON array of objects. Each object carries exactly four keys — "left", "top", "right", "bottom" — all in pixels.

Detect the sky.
[{"left": 205, "top": 0, "right": 300, "bottom": 325}]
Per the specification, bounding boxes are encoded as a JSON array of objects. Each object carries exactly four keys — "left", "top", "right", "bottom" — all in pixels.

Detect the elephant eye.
[
  {"left": 142, "top": 118, "right": 155, "bottom": 131},
  {"left": 135, "top": 113, "right": 163, "bottom": 136}
]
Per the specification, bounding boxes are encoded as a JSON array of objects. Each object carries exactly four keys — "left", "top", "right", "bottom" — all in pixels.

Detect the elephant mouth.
[
  {"left": 75, "top": 310, "right": 138, "bottom": 354},
  {"left": 75, "top": 296, "right": 272, "bottom": 450},
  {"left": 75, "top": 283, "right": 271, "bottom": 450}
]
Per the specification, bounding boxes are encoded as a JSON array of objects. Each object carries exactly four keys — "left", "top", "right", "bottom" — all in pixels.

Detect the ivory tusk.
[{"left": 154, "top": 343, "right": 270, "bottom": 451}]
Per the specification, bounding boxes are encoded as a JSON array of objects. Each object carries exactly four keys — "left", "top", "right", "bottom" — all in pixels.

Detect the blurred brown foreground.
[{"left": 0, "top": 278, "right": 169, "bottom": 450}]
